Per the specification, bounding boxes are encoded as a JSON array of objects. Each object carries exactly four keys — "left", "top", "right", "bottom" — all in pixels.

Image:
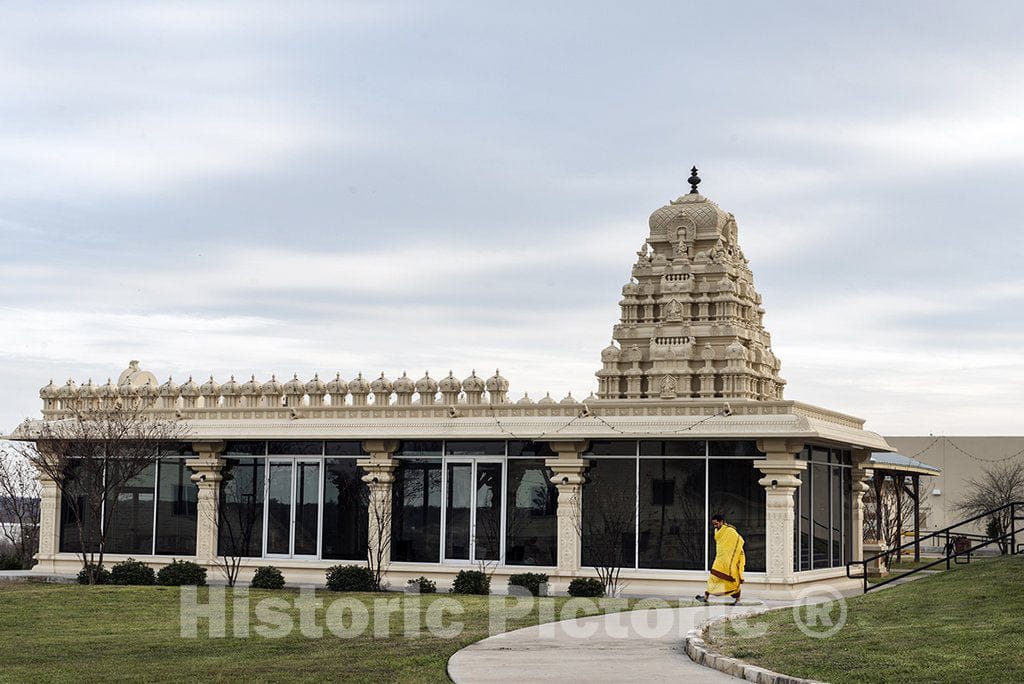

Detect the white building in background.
[{"left": 17, "top": 171, "right": 910, "bottom": 598}]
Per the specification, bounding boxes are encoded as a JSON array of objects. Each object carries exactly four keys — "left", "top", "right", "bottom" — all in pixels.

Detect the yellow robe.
[{"left": 706, "top": 523, "right": 745, "bottom": 597}]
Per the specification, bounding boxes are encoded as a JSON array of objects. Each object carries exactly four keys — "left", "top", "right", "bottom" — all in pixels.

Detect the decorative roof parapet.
[{"left": 39, "top": 361, "right": 529, "bottom": 417}]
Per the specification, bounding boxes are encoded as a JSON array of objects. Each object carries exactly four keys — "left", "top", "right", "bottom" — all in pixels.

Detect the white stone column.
[
  {"left": 34, "top": 469, "right": 61, "bottom": 572},
  {"left": 358, "top": 440, "right": 400, "bottom": 570},
  {"left": 756, "top": 439, "right": 806, "bottom": 585},
  {"left": 187, "top": 441, "right": 227, "bottom": 564},
  {"left": 851, "top": 450, "right": 873, "bottom": 561},
  {"left": 546, "top": 440, "right": 589, "bottom": 577}
]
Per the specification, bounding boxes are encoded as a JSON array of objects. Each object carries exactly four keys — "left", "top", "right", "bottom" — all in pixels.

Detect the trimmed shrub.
[
  {"left": 451, "top": 569, "right": 490, "bottom": 595},
  {"left": 157, "top": 559, "right": 207, "bottom": 586},
  {"left": 567, "top": 577, "right": 604, "bottom": 598},
  {"left": 325, "top": 564, "right": 373, "bottom": 592},
  {"left": 508, "top": 572, "right": 549, "bottom": 597},
  {"left": 251, "top": 566, "right": 285, "bottom": 590},
  {"left": 76, "top": 564, "right": 111, "bottom": 585},
  {"left": 406, "top": 576, "right": 437, "bottom": 594},
  {"left": 0, "top": 554, "right": 22, "bottom": 571},
  {"left": 110, "top": 558, "right": 156, "bottom": 586}
]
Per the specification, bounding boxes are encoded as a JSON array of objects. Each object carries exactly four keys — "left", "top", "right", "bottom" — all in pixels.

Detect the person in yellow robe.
[{"left": 697, "top": 514, "right": 745, "bottom": 605}]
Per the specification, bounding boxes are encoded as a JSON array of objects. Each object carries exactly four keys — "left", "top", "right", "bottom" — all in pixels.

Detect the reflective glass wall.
[
  {"left": 60, "top": 446, "right": 198, "bottom": 556},
  {"left": 582, "top": 440, "right": 766, "bottom": 573},
  {"left": 793, "top": 446, "right": 854, "bottom": 571}
]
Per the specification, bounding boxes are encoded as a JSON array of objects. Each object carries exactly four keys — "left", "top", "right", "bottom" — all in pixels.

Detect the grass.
[
  {"left": 0, "top": 583, "right": 643, "bottom": 682},
  {"left": 707, "top": 555, "right": 1024, "bottom": 683}
]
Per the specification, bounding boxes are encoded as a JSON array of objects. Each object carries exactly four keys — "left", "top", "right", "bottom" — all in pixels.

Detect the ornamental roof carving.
[{"left": 597, "top": 170, "right": 786, "bottom": 402}]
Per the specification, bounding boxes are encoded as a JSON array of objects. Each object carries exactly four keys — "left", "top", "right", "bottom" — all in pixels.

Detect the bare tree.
[
  {"left": 572, "top": 483, "right": 634, "bottom": 597},
  {"left": 863, "top": 473, "right": 931, "bottom": 563},
  {"left": 212, "top": 459, "right": 263, "bottom": 587},
  {"left": 956, "top": 461, "right": 1024, "bottom": 553},
  {"left": 365, "top": 487, "right": 393, "bottom": 591},
  {"left": 14, "top": 403, "right": 185, "bottom": 583},
  {"left": 0, "top": 449, "right": 41, "bottom": 568}
]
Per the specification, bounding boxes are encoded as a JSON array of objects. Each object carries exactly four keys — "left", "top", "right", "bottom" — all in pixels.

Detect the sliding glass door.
[
  {"left": 442, "top": 459, "right": 503, "bottom": 564},
  {"left": 265, "top": 459, "right": 322, "bottom": 558}
]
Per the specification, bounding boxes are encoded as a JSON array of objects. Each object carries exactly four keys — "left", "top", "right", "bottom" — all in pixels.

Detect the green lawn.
[
  {"left": 0, "top": 583, "right": 639, "bottom": 682},
  {"left": 708, "top": 555, "right": 1024, "bottom": 683}
]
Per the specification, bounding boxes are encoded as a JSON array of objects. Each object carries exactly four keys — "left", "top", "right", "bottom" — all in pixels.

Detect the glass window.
[
  {"left": 396, "top": 441, "right": 443, "bottom": 458},
  {"left": 507, "top": 441, "right": 556, "bottom": 458},
  {"left": 582, "top": 458, "right": 636, "bottom": 569},
  {"left": 794, "top": 469, "right": 801, "bottom": 572},
  {"left": 325, "top": 441, "right": 365, "bottom": 457},
  {"left": 59, "top": 461, "right": 101, "bottom": 553},
  {"left": 391, "top": 459, "right": 442, "bottom": 562},
  {"left": 218, "top": 458, "right": 265, "bottom": 558},
  {"left": 584, "top": 441, "right": 637, "bottom": 457},
  {"left": 638, "top": 458, "right": 705, "bottom": 569},
  {"left": 224, "top": 441, "right": 266, "bottom": 456},
  {"left": 843, "top": 468, "right": 853, "bottom": 565},
  {"left": 708, "top": 441, "right": 763, "bottom": 458},
  {"left": 445, "top": 441, "right": 505, "bottom": 456},
  {"left": 154, "top": 459, "right": 197, "bottom": 555},
  {"left": 639, "top": 441, "right": 706, "bottom": 457},
  {"left": 505, "top": 459, "right": 557, "bottom": 566},
  {"left": 799, "top": 469, "right": 811, "bottom": 571},
  {"left": 831, "top": 465, "right": 843, "bottom": 566},
  {"left": 266, "top": 462, "right": 292, "bottom": 555},
  {"left": 322, "top": 459, "right": 368, "bottom": 561},
  {"left": 293, "top": 461, "right": 320, "bottom": 556},
  {"left": 812, "top": 463, "right": 830, "bottom": 569},
  {"left": 105, "top": 464, "right": 156, "bottom": 555},
  {"left": 268, "top": 441, "right": 322, "bottom": 456},
  {"left": 708, "top": 460, "right": 766, "bottom": 572}
]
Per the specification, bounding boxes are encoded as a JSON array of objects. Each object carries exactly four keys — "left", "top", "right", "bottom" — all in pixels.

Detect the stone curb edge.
[{"left": 683, "top": 610, "right": 825, "bottom": 684}]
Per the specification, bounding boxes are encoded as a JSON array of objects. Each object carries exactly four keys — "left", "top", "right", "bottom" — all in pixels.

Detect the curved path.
[{"left": 448, "top": 599, "right": 794, "bottom": 683}]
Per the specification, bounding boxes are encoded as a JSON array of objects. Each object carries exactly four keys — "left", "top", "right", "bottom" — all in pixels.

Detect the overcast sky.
[{"left": 2, "top": 1, "right": 1022, "bottom": 436}]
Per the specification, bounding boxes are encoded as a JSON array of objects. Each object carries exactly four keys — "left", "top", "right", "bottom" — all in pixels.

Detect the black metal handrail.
[{"left": 846, "top": 501, "right": 1024, "bottom": 593}]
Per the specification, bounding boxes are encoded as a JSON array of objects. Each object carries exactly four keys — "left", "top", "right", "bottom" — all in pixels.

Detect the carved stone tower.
[{"left": 596, "top": 169, "right": 786, "bottom": 400}]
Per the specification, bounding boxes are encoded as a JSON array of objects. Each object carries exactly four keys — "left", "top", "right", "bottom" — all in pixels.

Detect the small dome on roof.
[
  {"left": 40, "top": 379, "right": 59, "bottom": 399},
  {"left": 393, "top": 372, "right": 415, "bottom": 393},
  {"left": 220, "top": 376, "right": 241, "bottom": 396},
  {"left": 325, "top": 373, "right": 348, "bottom": 396},
  {"left": 239, "top": 375, "right": 261, "bottom": 396},
  {"left": 78, "top": 378, "right": 98, "bottom": 398},
  {"left": 305, "top": 374, "right": 326, "bottom": 395},
  {"left": 199, "top": 376, "right": 220, "bottom": 396},
  {"left": 58, "top": 379, "right": 78, "bottom": 399},
  {"left": 559, "top": 392, "right": 577, "bottom": 405},
  {"left": 159, "top": 377, "right": 180, "bottom": 397},
  {"left": 462, "top": 370, "right": 486, "bottom": 392},
  {"left": 485, "top": 369, "right": 509, "bottom": 392},
  {"left": 601, "top": 342, "right": 620, "bottom": 362},
  {"left": 348, "top": 373, "right": 371, "bottom": 394},
  {"left": 261, "top": 375, "right": 283, "bottom": 395},
  {"left": 537, "top": 392, "right": 556, "bottom": 405},
  {"left": 119, "top": 378, "right": 139, "bottom": 397},
  {"left": 415, "top": 371, "right": 438, "bottom": 393},
  {"left": 438, "top": 371, "right": 461, "bottom": 393},
  {"left": 283, "top": 374, "right": 304, "bottom": 395},
  {"left": 179, "top": 376, "right": 200, "bottom": 397},
  {"left": 370, "top": 373, "right": 393, "bottom": 394},
  {"left": 516, "top": 392, "right": 534, "bottom": 405},
  {"left": 137, "top": 380, "right": 158, "bottom": 400}
]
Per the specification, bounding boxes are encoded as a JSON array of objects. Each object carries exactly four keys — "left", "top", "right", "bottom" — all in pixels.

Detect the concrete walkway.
[
  {"left": 0, "top": 570, "right": 75, "bottom": 583},
  {"left": 448, "top": 599, "right": 796, "bottom": 683}
]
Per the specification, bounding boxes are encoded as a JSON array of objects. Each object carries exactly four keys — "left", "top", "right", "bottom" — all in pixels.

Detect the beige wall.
[{"left": 884, "top": 436, "right": 1024, "bottom": 533}]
